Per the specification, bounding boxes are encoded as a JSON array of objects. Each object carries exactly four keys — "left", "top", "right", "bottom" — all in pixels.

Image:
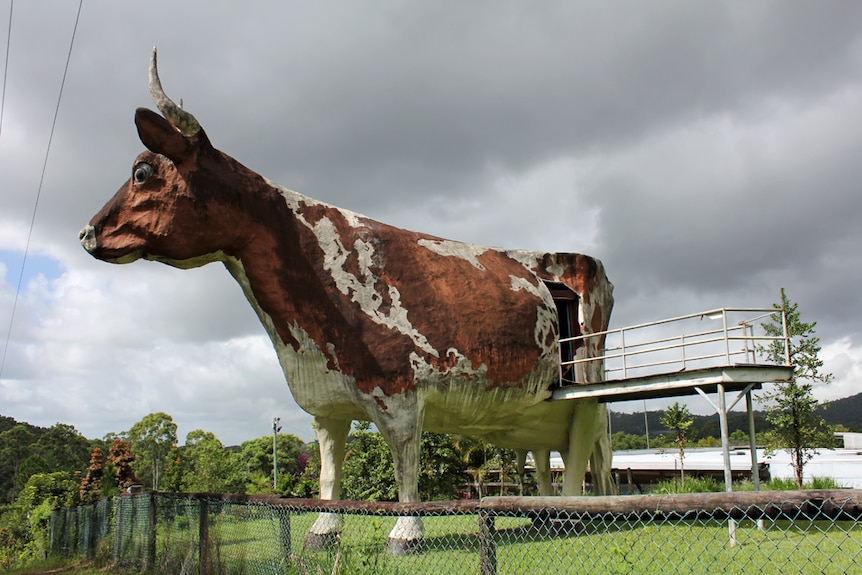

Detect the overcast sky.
[{"left": 2, "top": 1, "right": 861, "bottom": 446}]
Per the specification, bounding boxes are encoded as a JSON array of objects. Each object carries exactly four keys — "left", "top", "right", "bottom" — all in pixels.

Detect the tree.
[
  {"left": 239, "top": 433, "right": 314, "bottom": 496},
  {"left": 271, "top": 433, "right": 314, "bottom": 497},
  {"left": 611, "top": 432, "right": 648, "bottom": 451},
  {"left": 182, "top": 430, "right": 243, "bottom": 493},
  {"left": 0, "top": 424, "right": 37, "bottom": 502},
  {"left": 160, "top": 446, "right": 185, "bottom": 492},
  {"left": 13, "top": 455, "right": 50, "bottom": 499},
  {"left": 341, "top": 424, "right": 468, "bottom": 501},
  {"left": 418, "top": 432, "right": 465, "bottom": 500},
  {"left": 78, "top": 447, "right": 105, "bottom": 502},
  {"left": 661, "top": 402, "right": 694, "bottom": 485},
  {"left": 341, "top": 422, "right": 397, "bottom": 501},
  {"left": 239, "top": 436, "right": 274, "bottom": 494},
  {"left": 728, "top": 429, "right": 750, "bottom": 446},
  {"left": 127, "top": 412, "right": 178, "bottom": 490},
  {"left": 759, "top": 288, "right": 834, "bottom": 489},
  {"left": 33, "top": 423, "right": 91, "bottom": 475},
  {"left": 450, "top": 435, "right": 524, "bottom": 497},
  {"left": 453, "top": 435, "right": 492, "bottom": 498},
  {"left": 9, "top": 472, "right": 78, "bottom": 560},
  {"left": 107, "top": 437, "right": 139, "bottom": 490}
]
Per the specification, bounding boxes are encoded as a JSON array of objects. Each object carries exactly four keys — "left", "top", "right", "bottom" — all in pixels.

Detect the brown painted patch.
[{"left": 374, "top": 396, "right": 389, "bottom": 411}]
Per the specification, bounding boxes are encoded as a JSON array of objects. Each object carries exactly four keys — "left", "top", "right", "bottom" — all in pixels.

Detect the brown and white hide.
[{"left": 80, "top": 50, "right": 615, "bottom": 553}]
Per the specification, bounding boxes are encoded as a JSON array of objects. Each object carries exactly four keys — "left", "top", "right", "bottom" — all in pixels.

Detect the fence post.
[
  {"left": 69, "top": 505, "right": 79, "bottom": 556},
  {"left": 145, "top": 494, "right": 157, "bottom": 570},
  {"left": 277, "top": 506, "right": 291, "bottom": 560},
  {"left": 56, "top": 508, "right": 66, "bottom": 556},
  {"left": 85, "top": 504, "right": 97, "bottom": 559},
  {"left": 49, "top": 508, "right": 63, "bottom": 556},
  {"left": 76, "top": 505, "right": 84, "bottom": 556},
  {"left": 199, "top": 498, "right": 210, "bottom": 575},
  {"left": 106, "top": 498, "right": 116, "bottom": 545},
  {"left": 728, "top": 517, "right": 738, "bottom": 548},
  {"left": 478, "top": 509, "right": 497, "bottom": 575},
  {"left": 48, "top": 509, "right": 56, "bottom": 556},
  {"left": 113, "top": 496, "right": 125, "bottom": 563}
]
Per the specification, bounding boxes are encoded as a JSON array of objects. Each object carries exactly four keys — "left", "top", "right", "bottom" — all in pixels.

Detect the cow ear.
[{"left": 135, "top": 108, "right": 194, "bottom": 163}]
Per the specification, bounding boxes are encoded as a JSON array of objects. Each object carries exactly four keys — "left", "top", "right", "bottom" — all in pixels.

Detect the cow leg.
[
  {"left": 533, "top": 449, "right": 554, "bottom": 496},
  {"left": 589, "top": 404, "right": 618, "bottom": 495},
  {"left": 375, "top": 414, "right": 424, "bottom": 555},
  {"left": 304, "top": 416, "right": 351, "bottom": 549},
  {"left": 515, "top": 450, "right": 527, "bottom": 495},
  {"left": 561, "top": 398, "right": 600, "bottom": 496}
]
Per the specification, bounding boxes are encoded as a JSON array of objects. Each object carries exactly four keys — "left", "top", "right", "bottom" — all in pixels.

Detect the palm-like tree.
[{"left": 661, "top": 402, "right": 694, "bottom": 486}]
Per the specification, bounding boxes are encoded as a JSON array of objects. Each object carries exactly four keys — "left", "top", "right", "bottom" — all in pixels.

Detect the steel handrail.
[
  {"left": 559, "top": 307, "right": 791, "bottom": 384},
  {"left": 565, "top": 334, "right": 788, "bottom": 365},
  {"left": 562, "top": 307, "right": 784, "bottom": 342}
]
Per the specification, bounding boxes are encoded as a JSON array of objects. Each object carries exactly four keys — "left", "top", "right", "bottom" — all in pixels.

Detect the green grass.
[
  {"left": 31, "top": 499, "right": 862, "bottom": 574},
  {"left": 1, "top": 555, "right": 138, "bottom": 575},
  {"left": 495, "top": 517, "right": 861, "bottom": 575},
  {"left": 132, "top": 510, "right": 862, "bottom": 574}
]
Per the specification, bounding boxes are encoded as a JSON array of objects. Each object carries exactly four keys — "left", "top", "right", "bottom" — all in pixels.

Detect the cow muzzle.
[{"left": 79, "top": 225, "right": 97, "bottom": 253}]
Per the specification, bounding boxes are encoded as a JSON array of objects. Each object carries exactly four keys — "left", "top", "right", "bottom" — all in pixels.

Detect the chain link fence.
[{"left": 50, "top": 490, "right": 862, "bottom": 574}]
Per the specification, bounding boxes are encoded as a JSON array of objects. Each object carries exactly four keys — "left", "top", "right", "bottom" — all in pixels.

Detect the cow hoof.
[
  {"left": 385, "top": 537, "right": 423, "bottom": 555},
  {"left": 303, "top": 532, "right": 338, "bottom": 550}
]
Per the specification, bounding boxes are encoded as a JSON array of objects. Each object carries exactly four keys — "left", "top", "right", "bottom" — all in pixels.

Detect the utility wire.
[
  {"left": 0, "top": 0, "right": 12, "bottom": 139},
  {"left": 0, "top": 0, "right": 83, "bottom": 380}
]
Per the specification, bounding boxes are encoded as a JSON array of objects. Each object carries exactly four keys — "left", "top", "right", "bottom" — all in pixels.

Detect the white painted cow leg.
[
  {"left": 376, "top": 414, "right": 424, "bottom": 555},
  {"left": 561, "top": 398, "right": 600, "bottom": 496},
  {"left": 533, "top": 449, "right": 554, "bottom": 496},
  {"left": 589, "top": 404, "right": 618, "bottom": 495},
  {"left": 305, "top": 416, "right": 351, "bottom": 550}
]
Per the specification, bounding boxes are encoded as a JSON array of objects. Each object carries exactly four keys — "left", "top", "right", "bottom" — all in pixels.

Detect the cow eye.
[{"left": 133, "top": 163, "right": 154, "bottom": 184}]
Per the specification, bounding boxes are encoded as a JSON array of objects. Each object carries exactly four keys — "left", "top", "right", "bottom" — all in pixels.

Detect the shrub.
[{"left": 649, "top": 476, "right": 724, "bottom": 494}]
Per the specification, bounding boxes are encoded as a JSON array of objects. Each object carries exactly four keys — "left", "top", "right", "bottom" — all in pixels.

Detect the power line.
[
  {"left": 0, "top": 0, "right": 84, "bottom": 380},
  {"left": 0, "top": 0, "right": 12, "bottom": 139}
]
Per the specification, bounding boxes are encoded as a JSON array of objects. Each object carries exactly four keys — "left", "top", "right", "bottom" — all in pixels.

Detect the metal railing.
[{"left": 561, "top": 307, "right": 791, "bottom": 385}]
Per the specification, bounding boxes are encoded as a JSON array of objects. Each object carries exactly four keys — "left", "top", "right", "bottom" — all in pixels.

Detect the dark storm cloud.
[{"left": 2, "top": 1, "right": 861, "bottom": 441}]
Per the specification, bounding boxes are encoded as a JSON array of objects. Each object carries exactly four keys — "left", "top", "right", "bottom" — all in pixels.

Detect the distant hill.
[
  {"left": 0, "top": 414, "right": 47, "bottom": 437},
  {"left": 609, "top": 392, "right": 862, "bottom": 439},
  {"left": 818, "top": 392, "right": 862, "bottom": 431}
]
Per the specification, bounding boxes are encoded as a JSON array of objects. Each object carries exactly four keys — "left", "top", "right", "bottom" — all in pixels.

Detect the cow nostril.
[{"left": 79, "top": 225, "right": 97, "bottom": 252}]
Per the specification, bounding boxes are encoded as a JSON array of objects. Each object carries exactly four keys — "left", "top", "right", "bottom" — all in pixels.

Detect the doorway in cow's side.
[{"left": 544, "top": 282, "right": 583, "bottom": 386}]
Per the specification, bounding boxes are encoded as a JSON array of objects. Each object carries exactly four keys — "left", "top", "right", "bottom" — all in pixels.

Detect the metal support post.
[
  {"left": 620, "top": 329, "right": 627, "bottom": 379},
  {"left": 717, "top": 382, "right": 737, "bottom": 547},
  {"left": 721, "top": 309, "right": 731, "bottom": 365},
  {"left": 781, "top": 307, "right": 791, "bottom": 365},
  {"left": 273, "top": 417, "right": 282, "bottom": 492},
  {"left": 716, "top": 383, "right": 733, "bottom": 492},
  {"left": 746, "top": 391, "right": 760, "bottom": 491}
]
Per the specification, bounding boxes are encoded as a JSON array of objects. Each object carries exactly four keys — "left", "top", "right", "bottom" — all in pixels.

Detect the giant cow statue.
[{"left": 80, "top": 50, "right": 615, "bottom": 552}]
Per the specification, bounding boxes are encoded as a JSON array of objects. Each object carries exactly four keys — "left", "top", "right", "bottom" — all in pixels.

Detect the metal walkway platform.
[
  {"left": 551, "top": 307, "right": 793, "bottom": 492},
  {"left": 552, "top": 364, "right": 794, "bottom": 403},
  {"left": 555, "top": 306, "right": 791, "bottom": 389}
]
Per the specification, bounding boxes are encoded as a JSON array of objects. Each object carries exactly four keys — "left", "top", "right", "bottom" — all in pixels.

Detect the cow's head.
[{"left": 80, "top": 49, "right": 244, "bottom": 269}]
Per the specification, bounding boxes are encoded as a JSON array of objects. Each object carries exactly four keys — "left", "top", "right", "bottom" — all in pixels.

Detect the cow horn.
[{"left": 148, "top": 47, "right": 201, "bottom": 137}]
